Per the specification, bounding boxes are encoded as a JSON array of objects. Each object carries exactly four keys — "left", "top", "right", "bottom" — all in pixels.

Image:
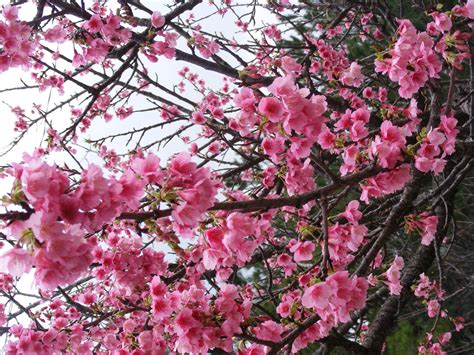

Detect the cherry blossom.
[{"left": 0, "top": 1, "right": 471, "bottom": 354}]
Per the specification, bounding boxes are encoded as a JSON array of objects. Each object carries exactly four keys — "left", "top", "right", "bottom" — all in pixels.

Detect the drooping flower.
[{"left": 384, "top": 256, "right": 404, "bottom": 295}]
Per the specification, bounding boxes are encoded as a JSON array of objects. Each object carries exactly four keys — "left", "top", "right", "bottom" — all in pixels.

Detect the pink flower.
[
  {"left": 194, "top": 34, "right": 220, "bottom": 58},
  {"left": 151, "top": 11, "right": 165, "bottom": 28},
  {"left": 384, "top": 256, "right": 404, "bottom": 295},
  {"left": 285, "top": 155, "right": 315, "bottom": 195},
  {"left": 439, "top": 332, "right": 451, "bottom": 345},
  {"left": 317, "top": 126, "right": 336, "bottom": 150},
  {"left": 277, "top": 254, "right": 297, "bottom": 276},
  {"left": 432, "top": 158, "right": 447, "bottom": 175},
  {"left": 239, "top": 344, "right": 266, "bottom": 355},
  {"left": 371, "top": 121, "right": 406, "bottom": 168},
  {"left": 302, "top": 271, "right": 368, "bottom": 324},
  {"left": 281, "top": 56, "right": 301, "bottom": 73},
  {"left": 268, "top": 75, "right": 297, "bottom": 98},
  {"left": 467, "top": 0, "right": 474, "bottom": 19},
  {"left": 175, "top": 308, "right": 201, "bottom": 335},
  {"left": 420, "top": 215, "right": 438, "bottom": 246},
  {"left": 59, "top": 195, "right": 83, "bottom": 225},
  {"left": 234, "top": 87, "right": 256, "bottom": 112},
  {"left": 340, "top": 62, "right": 364, "bottom": 87},
  {"left": 34, "top": 236, "right": 93, "bottom": 290},
  {"left": 361, "top": 164, "right": 411, "bottom": 202},
  {"left": 414, "top": 273, "right": 435, "bottom": 299},
  {"left": 349, "top": 224, "right": 368, "bottom": 252},
  {"left": 262, "top": 166, "right": 276, "bottom": 188},
  {"left": 191, "top": 111, "right": 206, "bottom": 124},
  {"left": 117, "top": 169, "right": 146, "bottom": 209},
  {"left": 406, "top": 213, "right": 438, "bottom": 246},
  {"left": 301, "top": 282, "right": 332, "bottom": 310},
  {"left": 258, "top": 97, "right": 285, "bottom": 122},
  {"left": 152, "top": 297, "right": 172, "bottom": 320},
  {"left": 289, "top": 137, "right": 313, "bottom": 159},
  {"left": 428, "top": 130, "right": 446, "bottom": 146},
  {"left": 363, "top": 87, "right": 374, "bottom": 99},
  {"left": 103, "top": 334, "right": 120, "bottom": 350},
  {"left": 150, "top": 276, "right": 167, "bottom": 298},
  {"left": 44, "top": 25, "right": 67, "bottom": 43},
  {"left": 439, "top": 115, "right": 458, "bottom": 155},
  {"left": 19, "top": 155, "right": 68, "bottom": 205},
  {"left": 138, "top": 331, "right": 155, "bottom": 352},
  {"left": 375, "top": 19, "right": 442, "bottom": 98},
  {"left": 131, "top": 153, "right": 163, "bottom": 184},
  {"left": 3, "top": 5, "right": 18, "bottom": 22},
  {"left": 0, "top": 248, "right": 33, "bottom": 277},
  {"left": 276, "top": 301, "right": 292, "bottom": 318},
  {"left": 351, "top": 107, "right": 370, "bottom": 123},
  {"left": 340, "top": 145, "right": 359, "bottom": 176},
  {"left": 254, "top": 320, "right": 285, "bottom": 342},
  {"left": 350, "top": 120, "right": 368, "bottom": 141},
  {"left": 380, "top": 120, "right": 406, "bottom": 145},
  {"left": 83, "top": 15, "right": 103, "bottom": 33},
  {"left": 431, "top": 12, "right": 452, "bottom": 33},
  {"left": 414, "top": 156, "right": 432, "bottom": 173},
  {"left": 427, "top": 299, "right": 440, "bottom": 318},
  {"left": 115, "top": 106, "right": 133, "bottom": 120},
  {"left": 341, "top": 200, "right": 362, "bottom": 224},
  {"left": 262, "top": 135, "right": 286, "bottom": 162},
  {"left": 226, "top": 212, "right": 255, "bottom": 237},
  {"left": 289, "top": 241, "right": 315, "bottom": 263}
]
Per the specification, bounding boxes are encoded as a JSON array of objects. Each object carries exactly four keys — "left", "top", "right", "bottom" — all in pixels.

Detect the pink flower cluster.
[
  {"left": 302, "top": 271, "right": 367, "bottom": 323},
  {"left": 375, "top": 19, "right": 442, "bottom": 98},
  {"left": 230, "top": 77, "right": 331, "bottom": 196},
  {"left": 149, "top": 280, "right": 251, "bottom": 354},
  {"left": 1, "top": 154, "right": 145, "bottom": 289},
  {"left": 340, "top": 62, "right": 364, "bottom": 87},
  {"left": 371, "top": 121, "right": 407, "bottom": 169},
  {"left": 310, "top": 37, "right": 350, "bottom": 82},
  {"left": 327, "top": 200, "right": 368, "bottom": 267},
  {"left": 334, "top": 107, "right": 370, "bottom": 144},
  {"left": 0, "top": 272, "right": 13, "bottom": 292},
  {"left": 5, "top": 325, "right": 91, "bottom": 354},
  {"left": 165, "top": 153, "right": 219, "bottom": 237},
  {"left": 405, "top": 212, "right": 439, "bottom": 246},
  {"left": 0, "top": 2, "right": 472, "bottom": 353},
  {"left": 201, "top": 210, "right": 273, "bottom": 275},
  {"left": 68, "top": 12, "right": 131, "bottom": 66},
  {"left": 92, "top": 230, "right": 167, "bottom": 289},
  {"left": 296, "top": 271, "right": 367, "bottom": 347},
  {"left": 413, "top": 273, "right": 462, "bottom": 354},
  {"left": 360, "top": 164, "right": 411, "bottom": 202},
  {"left": 301, "top": 271, "right": 368, "bottom": 325},
  {"left": 414, "top": 116, "right": 459, "bottom": 175},
  {"left": 232, "top": 74, "right": 327, "bottom": 141},
  {"left": 284, "top": 152, "right": 316, "bottom": 195},
  {"left": 267, "top": 75, "right": 327, "bottom": 137},
  {"left": 254, "top": 320, "right": 286, "bottom": 342},
  {"left": 83, "top": 13, "right": 130, "bottom": 47},
  {"left": 144, "top": 31, "right": 178, "bottom": 62},
  {"left": 0, "top": 5, "right": 36, "bottom": 72},
  {"left": 384, "top": 256, "right": 404, "bottom": 295},
  {"left": 414, "top": 273, "right": 439, "bottom": 300},
  {"left": 264, "top": 271, "right": 369, "bottom": 353},
  {"left": 193, "top": 32, "right": 220, "bottom": 59}
]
